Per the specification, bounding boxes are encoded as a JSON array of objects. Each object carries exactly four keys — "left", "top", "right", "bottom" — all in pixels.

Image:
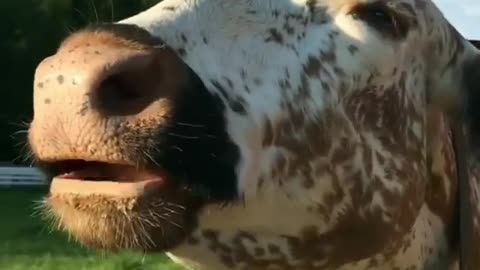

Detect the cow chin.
[{"left": 42, "top": 174, "right": 203, "bottom": 252}]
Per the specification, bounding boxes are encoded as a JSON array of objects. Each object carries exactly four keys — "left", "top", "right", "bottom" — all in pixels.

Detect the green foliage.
[{"left": 0, "top": 0, "right": 161, "bottom": 163}]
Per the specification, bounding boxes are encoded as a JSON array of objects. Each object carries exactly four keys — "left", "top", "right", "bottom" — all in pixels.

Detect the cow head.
[{"left": 28, "top": 0, "right": 480, "bottom": 269}]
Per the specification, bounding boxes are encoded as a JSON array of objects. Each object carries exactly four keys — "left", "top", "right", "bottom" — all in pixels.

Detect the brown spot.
[
  {"left": 202, "top": 229, "right": 219, "bottom": 241},
  {"left": 224, "top": 78, "right": 234, "bottom": 89},
  {"left": 303, "top": 56, "right": 322, "bottom": 78},
  {"left": 348, "top": 44, "right": 359, "bottom": 55},
  {"left": 425, "top": 112, "right": 457, "bottom": 224},
  {"left": 302, "top": 178, "right": 314, "bottom": 189},
  {"left": 211, "top": 80, "right": 247, "bottom": 115},
  {"left": 254, "top": 247, "right": 265, "bottom": 256},
  {"left": 268, "top": 244, "right": 280, "bottom": 254},
  {"left": 187, "top": 236, "right": 200, "bottom": 245},
  {"left": 240, "top": 69, "right": 247, "bottom": 80},
  {"left": 265, "top": 28, "right": 284, "bottom": 44},
  {"left": 180, "top": 34, "right": 188, "bottom": 43},
  {"left": 230, "top": 100, "right": 247, "bottom": 115},
  {"left": 57, "top": 75, "right": 64, "bottom": 84},
  {"left": 163, "top": 6, "right": 176, "bottom": 11},
  {"left": 283, "top": 22, "right": 295, "bottom": 35},
  {"left": 220, "top": 255, "right": 235, "bottom": 268},
  {"left": 262, "top": 118, "right": 275, "bottom": 147},
  {"left": 177, "top": 48, "right": 187, "bottom": 57},
  {"left": 272, "top": 9, "right": 280, "bottom": 18},
  {"left": 44, "top": 98, "right": 51, "bottom": 104}
]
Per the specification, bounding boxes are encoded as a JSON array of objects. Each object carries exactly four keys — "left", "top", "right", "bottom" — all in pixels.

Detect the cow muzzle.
[{"left": 28, "top": 23, "right": 240, "bottom": 251}]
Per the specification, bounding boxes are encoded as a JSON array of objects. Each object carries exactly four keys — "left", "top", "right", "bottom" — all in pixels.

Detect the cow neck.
[{"left": 452, "top": 112, "right": 474, "bottom": 270}]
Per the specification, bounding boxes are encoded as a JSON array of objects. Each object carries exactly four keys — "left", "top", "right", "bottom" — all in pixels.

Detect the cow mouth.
[
  {"left": 40, "top": 159, "right": 203, "bottom": 252},
  {"left": 48, "top": 160, "right": 168, "bottom": 196},
  {"left": 54, "top": 160, "right": 162, "bottom": 183},
  {"left": 49, "top": 160, "right": 170, "bottom": 192}
]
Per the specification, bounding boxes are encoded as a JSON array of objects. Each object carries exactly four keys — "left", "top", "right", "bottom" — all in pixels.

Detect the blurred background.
[{"left": 0, "top": 0, "right": 186, "bottom": 269}]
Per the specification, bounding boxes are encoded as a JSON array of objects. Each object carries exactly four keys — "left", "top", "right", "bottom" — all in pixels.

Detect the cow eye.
[{"left": 349, "top": 2, "right": 410, "bottom": 40}]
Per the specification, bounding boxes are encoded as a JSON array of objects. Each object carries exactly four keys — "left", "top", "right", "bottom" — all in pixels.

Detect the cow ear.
[{"left": 463, "top": 45, "right": 480, "bottom": 149}]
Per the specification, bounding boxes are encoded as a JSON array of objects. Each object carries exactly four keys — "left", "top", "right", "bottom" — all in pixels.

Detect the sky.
[{"left": 433, "top": 0, "right": 480, "bottom": 40}]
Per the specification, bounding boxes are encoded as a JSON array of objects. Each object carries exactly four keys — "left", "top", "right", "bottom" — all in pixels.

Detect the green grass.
[{"left": 0, "top": 187, "right": 187, "bottom": 270}]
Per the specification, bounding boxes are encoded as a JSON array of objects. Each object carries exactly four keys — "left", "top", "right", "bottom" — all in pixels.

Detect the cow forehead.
[
  {"left": 122, "top": 0, "right": 445, "bottom": 75},
  {"left": 119, "top": 0, "right": 452, "bottom": 154},
  {"left": 123, "top": 0, "right": 440, "bottom": 42}
]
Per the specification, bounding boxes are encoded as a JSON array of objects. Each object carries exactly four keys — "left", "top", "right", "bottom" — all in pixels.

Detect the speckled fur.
[{"left": 35, "top": 0, "right": 480, "bottom": 269}]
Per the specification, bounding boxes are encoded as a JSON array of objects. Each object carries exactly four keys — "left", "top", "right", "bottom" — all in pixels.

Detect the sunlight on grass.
[{"left": 0, "top": 187, "right": 187, "bottom": 270}]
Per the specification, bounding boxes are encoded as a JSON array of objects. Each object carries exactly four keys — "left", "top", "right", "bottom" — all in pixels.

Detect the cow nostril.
[
  {"left": 91, "top": 59, "right": 162, "bottom": 117},
  {"left": 100, "top": 74, "right": 141, "bottom": 102},
  {"left": 93, "top": 72, "right": 144, "bottom": 116}
]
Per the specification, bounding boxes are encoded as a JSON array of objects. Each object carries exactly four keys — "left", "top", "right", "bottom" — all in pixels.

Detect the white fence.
[{"left": 0, "top": 166, "right": 47, "bottom": 186}]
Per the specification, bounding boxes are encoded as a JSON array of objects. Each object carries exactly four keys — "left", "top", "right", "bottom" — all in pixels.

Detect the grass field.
[{"left": 0, "top": 187, "right": 187, "bottom": 270}]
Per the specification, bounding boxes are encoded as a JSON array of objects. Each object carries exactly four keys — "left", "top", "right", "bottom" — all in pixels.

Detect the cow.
[{"left": 27, "top": 0, "right": 480, "bottom": 269}]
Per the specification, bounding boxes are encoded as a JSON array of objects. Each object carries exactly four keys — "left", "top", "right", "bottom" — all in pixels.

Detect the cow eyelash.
[{"left": 349, "top": 2, "right": 410, "bottom": 40}]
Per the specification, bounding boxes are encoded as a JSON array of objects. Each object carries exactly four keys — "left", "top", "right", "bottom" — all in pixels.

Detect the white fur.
[{"left": 119, "top": 1, "right": 470, "bottom": 269}]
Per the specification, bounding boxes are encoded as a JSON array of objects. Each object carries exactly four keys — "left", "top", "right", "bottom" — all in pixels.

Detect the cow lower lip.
[{"left": 50, "top": 177, "right": 165, "bottom": 198}]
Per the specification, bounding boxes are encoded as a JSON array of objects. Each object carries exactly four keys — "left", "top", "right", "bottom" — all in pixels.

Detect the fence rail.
[{"left": 0, "top": 166, "right": 47, "bottom": 186}]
